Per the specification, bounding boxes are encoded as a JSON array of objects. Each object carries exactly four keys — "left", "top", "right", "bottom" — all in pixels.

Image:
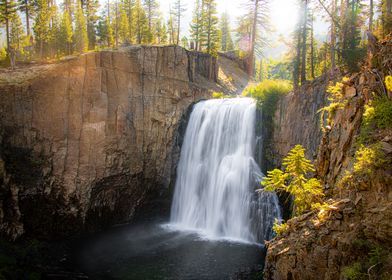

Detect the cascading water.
[{"left": 170, "top": 97, "right": 281, "bottom": 243}]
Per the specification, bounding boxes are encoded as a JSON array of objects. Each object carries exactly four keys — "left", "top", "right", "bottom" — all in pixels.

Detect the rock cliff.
[
  {"left": 264, "top": 37, "right": 392, "bottom": 279},
  {"left": 0, "top": 45, "right": 241, "bottom": 240}
]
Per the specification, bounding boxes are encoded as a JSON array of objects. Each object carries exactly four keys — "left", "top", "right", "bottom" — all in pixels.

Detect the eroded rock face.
[
  {"left": 264, "top": 38, "right": 392, "bottom": 279},
  {"left": 268, "top": 75, "right": 332, "bottom": 169},
  {"left": 0, "top": 46, "right": 218, "bottom": 239}
]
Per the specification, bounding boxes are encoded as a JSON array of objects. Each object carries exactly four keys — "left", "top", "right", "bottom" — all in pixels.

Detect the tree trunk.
[
  {"left": 310, "top": 17, "right": 315, "bottom": 79},
  {"left": 25, "top": 0, "right": 30, "bottom": 36},
  {"left": 248, "top": 0, "right": 259, "bottom": 77},
  {"left": 300, "top": 0, "right": 308, "bottom": 84},
  {"left": 369, "top": 0, "right": 374, "bottom": 31},
  {"left": 330, "top": 0, "right": 336, "bottom": 70},
  {"left": 177, "top": 5, "right": 180, "bottom": 45}
]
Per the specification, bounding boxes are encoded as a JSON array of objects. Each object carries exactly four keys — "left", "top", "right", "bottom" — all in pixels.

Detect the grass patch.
[{"left": 242, "top": 79, "right": 292, "bottom": 119}]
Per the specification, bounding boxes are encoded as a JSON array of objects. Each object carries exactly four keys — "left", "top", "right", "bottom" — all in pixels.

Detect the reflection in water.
[{"left": 72, "top": 221, "right": 265, "bottom": 279}]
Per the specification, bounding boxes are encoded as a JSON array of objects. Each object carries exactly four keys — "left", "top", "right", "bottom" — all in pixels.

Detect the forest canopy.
[{"left": 0, "top": 0, "right": 390, "bottom": 87}]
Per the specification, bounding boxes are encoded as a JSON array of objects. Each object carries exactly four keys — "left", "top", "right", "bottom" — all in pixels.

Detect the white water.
[{"left": 170, "top": 98, "right": 281, "bottom": 243}]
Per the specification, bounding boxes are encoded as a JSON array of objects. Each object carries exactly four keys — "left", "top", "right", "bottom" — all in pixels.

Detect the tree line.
[
  {"left": 0, "top": 0, "right": 390, "bottom": 78},
  {"left": 0, "top": 0, "right": 240, "bottom": 68},
  {"left": 254, "top": 0, "right": 392, "bottom": 89}
]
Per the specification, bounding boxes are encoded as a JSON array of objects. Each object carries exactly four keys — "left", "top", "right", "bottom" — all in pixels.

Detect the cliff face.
[
  {"left": 0, "top": 46, "right": 222, "bottom": 240},
  {"left": 264, "top": 38, "right": 392, "bottom": 279},
  {"left": 268, "top": 75, "right": 332, "bottom": 169}
]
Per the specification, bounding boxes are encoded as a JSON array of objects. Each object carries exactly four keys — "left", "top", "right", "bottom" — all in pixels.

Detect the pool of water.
[{"left": 71, "top": 220, "right": 265, "bottom": 280}]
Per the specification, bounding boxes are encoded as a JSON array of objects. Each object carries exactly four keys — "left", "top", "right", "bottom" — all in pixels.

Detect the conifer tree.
[
  {"left": 143, "top": 0, "right": 158, "bottom": 43},
  {"left": 380, "top": 0, "right": 392, "bottom": 35},
  {"left": 201, "top": 0, "right": 220, "bottom": 55},
  {"left": 167, "top": 6, "right": 176, "bottom": 44},
  {"left": 242, "top": 0, "right": 270, "bottom": 76},
  {"left": 60, "top": 7, "right": 73, "bottom": 54},
  {"left": 18, "top": 0, "right": 35, "bottom": 36},
  {"left": 34, "top": 0, "right": 51, "bottom": 58},
  {"left": 134, "top": 0, "right": 147, "bottom": 43},
  {"left": 119, "top": 6, "right": 129, "bottom": 43},
  {"left": 189, "top": 0, "right": 202, "bottom": 50},
  {"left": 0, "top": 0, "right": 19, "bottom": 61},
  {"left": 123, "top": 0, "right": 135, "bottom": 43},
  {"left": 74, "top": 1, "right": 88, "bottom": 52},
  {"left": 173, "top": 0, "right": 186, "bottom": 45},
  {"left": 9, "top": 11, "right": 24, "bottom": 51},
  {"left": 155, "top": 17, "right": 167, "bottom": 44},
  {"left": 85, "top": 0, "right": 100, "bottom": 50},
  {"left": 220, "top": 12, "right": 233, "bottom": 52}
]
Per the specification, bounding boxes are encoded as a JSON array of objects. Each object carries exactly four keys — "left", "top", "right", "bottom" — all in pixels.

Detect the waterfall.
[{"left": 170, "top": 98, "right": 281, "bottom": 243}]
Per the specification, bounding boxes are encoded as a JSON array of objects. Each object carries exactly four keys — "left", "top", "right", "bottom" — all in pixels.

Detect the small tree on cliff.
[{"left": 262, "top": 144, "right": 323, "bottom": 216}]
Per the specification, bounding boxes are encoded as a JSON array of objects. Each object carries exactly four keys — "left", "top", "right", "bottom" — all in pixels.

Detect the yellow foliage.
[
  {"left": 385, "top": 75, "right": 392, "bottom": 92},
  {"left": 272, "top": 219, "right": 289, "bottom": 236}
]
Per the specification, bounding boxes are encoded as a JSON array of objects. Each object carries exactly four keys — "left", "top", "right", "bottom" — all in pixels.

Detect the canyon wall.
[
  {"left": 264, "top": 38, "right": 392, "bottom": 279},
  {"left": 0, "top": 46, "right": 222, "bottom": 240}
]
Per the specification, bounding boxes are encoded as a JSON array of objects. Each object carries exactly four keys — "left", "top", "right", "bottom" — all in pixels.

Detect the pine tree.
[
  {"left": 173, "top": 0, "right": 186, "bottom": 45},
  {"left": 34, "top": 0, "right": 51, "bottom": 58},
  {"left": 85, "top": 0, "right": 100, "bottom": 50},
  {"left": 119, "top": 5, "right": 129, "bottom": 43},
  {"left": 167, "top": 6, "right": 176, "bottom": 44},
  {"left": 134, "top": 0, "right": 147, "bottom": 43},
  {"left": 143, "top": 0, "right": 158, "bottom": 43},
  {"left": 181, "top": 35, "right": 188, "bottom": 48},
  {"left": 18, "top": 0, "right": 35, "bottom": 36},
  {"left": 242, "top": 0, "right": 270, "bottom": 76},
  {"left": 0, "top": 0, "right": 18, "bottom": 61},
  {"left": 123, "top": 0, "right": 135, "bottom": 43},
  {"left": 9, "top": 11, "right": 24, "bottom": 51},
  {"left": 220, "top": 12, "right": 233, "bottom": 52},
  {"left": 59, "top": 7, "right": 73, "bottom": 54},
  {"left": 201, "top": 0, "right": 220, "bottom": 55},
  {"left": 189, "top": 0, "right": 202, "bottom": 50},
  {"left": 155, "top": 17, "right": 167, "bottom": 44},
  {"left": 300, "top": 0, "right": 308, "bottom": 83},
  {"left": 380, "top": 0, "right": 392, "bottom": 35},
  {"left": 74, "top": 1, "right": 88, "bottom": 53}
]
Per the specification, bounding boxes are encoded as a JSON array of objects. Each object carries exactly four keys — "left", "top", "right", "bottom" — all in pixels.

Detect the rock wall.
[
  {"left": 267, "top": 74, "right": 333, "bottom": 169},
  {"left": 264, "top": 38, "right": 392, "bottom": 279},
  {"left": 0, "top": 45, "right": 219, "bottom": 240}
]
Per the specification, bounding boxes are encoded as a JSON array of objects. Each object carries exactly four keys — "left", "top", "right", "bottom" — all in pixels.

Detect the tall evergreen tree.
[
  {"left": 220, "top": 11, "right": 234, "bottom": 51},
  {"left": 123, "top": 0, "right": 135, "bottom": 43},
  {"left": 34, "top": 0, "right": 51, "bottom": 58},
  {"left": 143, "top": 0, "right": 158, "bottom": 43},
  {"left": 59, "top": 6, "right": 73, "bottom": 54},
  {"left": 85, "top": 0, "right": 100, "bottom": 50},
  {"left": 189, "top": 0, "right": 202, "bottom": 50},
  {"left": 173, "top": 0, "right": 186, "bottom": 45},
  {"left": 242, "top": 0, "right": 270, "bottom": 76},
  {"left": 9, "top": 11, "right": 24, "bottom": 51},
  {"left": 18, "top": 0, "right": 35, "bottom": 36},
  {"left": 134, "top": 0, "right": 147, "bottom": 43},
  {"left": 119, "top": 5, "right": 129, "bottom": 43},
  {"left": 201, "top": 0, "right": 220, "bottom": 55},
  {"left": 74, "top": 1, "right": 88, "bottom": 52},
  {"left": 0, "top": 0, "right": 18, "bottom": 61}
]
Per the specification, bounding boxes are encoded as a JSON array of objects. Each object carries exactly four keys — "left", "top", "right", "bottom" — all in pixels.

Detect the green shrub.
[
  {"left": 242, "top": 79, "right": 292, "bottom": 119},
  {"left": 262, "top": 145, "right": 323, "bottom": 216},
  {"left": 342, "top": 262, "right": 366, "bottom": 280}
]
